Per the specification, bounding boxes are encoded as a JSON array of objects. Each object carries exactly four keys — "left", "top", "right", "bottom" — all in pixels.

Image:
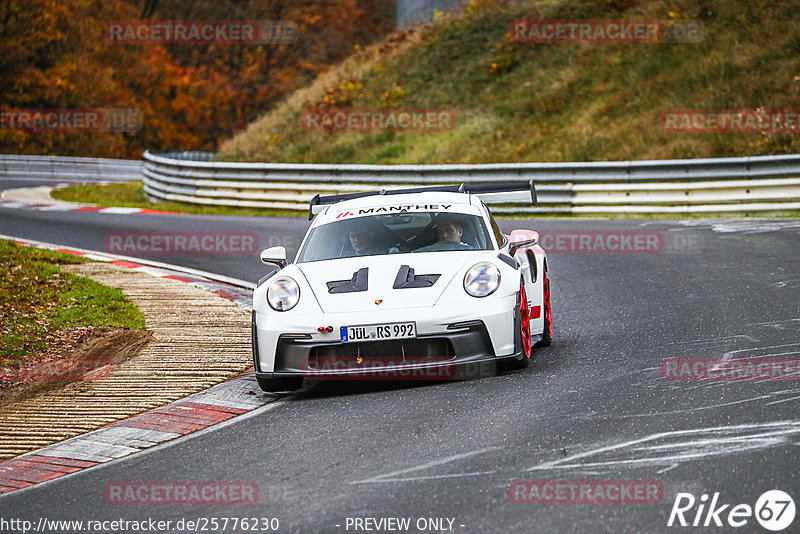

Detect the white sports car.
[{"left": 252, "top": 182, "right": 552, "bottom": 392}]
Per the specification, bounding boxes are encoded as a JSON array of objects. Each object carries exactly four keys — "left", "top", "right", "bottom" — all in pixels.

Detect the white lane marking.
[
  {"left": 746, "top": 318, "right": 800, "bottom": 329},
  {"left": 526, "top": 421, "right": 800, "bottom": 472},
  {"left": 354, "top": 471, "right": 497, "bottom": 484},
  {"left": 32, "top": 205, "right": 76, "bottom": 211},
  {"left": 0, "top": 177, "right": 81, "bottom": 182},
  {"left": 770, "top": 278, "right": 800, "bottom": 289},
  {"left": 673, "top": 335, "right": 758, "bottom": 346},
  {"left": 722, "top": 342, "right": 800, "bottom": 358},
  {"left": 97, "top": 207, "right": 144, "bottom": 214},
  {"left": 613, "top": 394, "right": 780, "bottom": 418},
  {"left": 656, "top": 464, "right": 679, "bottom": 475},
  {"left": 351, "top": 447, "right": 501, "bottom": 485},
  {"left": 766, "top": 395, "right": 800, "bottom": 406},
  {"left": 676, "top": 220, "right": 800, "bottom": 234}
]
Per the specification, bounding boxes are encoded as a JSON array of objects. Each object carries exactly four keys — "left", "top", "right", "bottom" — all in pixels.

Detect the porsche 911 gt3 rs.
[{"left": 252, "top": 182, "right": 552, "bottom": 392}]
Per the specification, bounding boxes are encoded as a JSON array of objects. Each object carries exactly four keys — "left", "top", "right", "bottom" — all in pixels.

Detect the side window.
[{"left": 485, "top": 204, "right": 506, "bottom": 248}]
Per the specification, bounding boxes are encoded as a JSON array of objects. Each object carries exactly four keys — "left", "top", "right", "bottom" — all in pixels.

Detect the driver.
[
  {"left": 414, "top": 215, "right": 472, "bottom": 252},
  {"left": 434, "top": 215, "right": 470, "bottom": 247}
]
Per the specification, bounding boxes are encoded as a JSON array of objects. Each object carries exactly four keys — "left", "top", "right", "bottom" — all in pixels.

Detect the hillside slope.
[{"left": 217, "top": 0, "right": 800, "bottom": 164}]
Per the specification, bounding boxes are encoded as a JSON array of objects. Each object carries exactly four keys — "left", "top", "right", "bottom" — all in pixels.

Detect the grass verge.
[{"left": 0, "top": 240, "right": 146, "bottom": 368}]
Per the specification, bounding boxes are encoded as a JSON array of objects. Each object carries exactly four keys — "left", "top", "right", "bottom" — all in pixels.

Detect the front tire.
[{"left": 510, "top": 279, "right": 531, "bottom": 369}]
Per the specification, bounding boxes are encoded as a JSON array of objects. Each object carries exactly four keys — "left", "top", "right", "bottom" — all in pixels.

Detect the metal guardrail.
[
  {"left": 397, "top": 0, "right": 468, "bottom": 28},
  {"left": 0, "top": 154, "right": 141, "bottom": 182},
  {"left": 2, "top": 152, "right": 797, "bottom": 213},
  {"left": 143, "top": 151, "right": 800, "bottom": 213}
]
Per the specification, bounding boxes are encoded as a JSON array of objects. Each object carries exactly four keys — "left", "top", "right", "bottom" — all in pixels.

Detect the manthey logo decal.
[{"left": 335, "top": 204, "right": 454, "bottom": 219}]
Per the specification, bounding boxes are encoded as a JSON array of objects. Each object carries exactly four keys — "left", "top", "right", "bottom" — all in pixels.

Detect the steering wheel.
[
  {"left": 414, "top": 241, "right": 473, "bottom": 252},
  {"left": 384, "top": 220, "right": 438, "bottom": 252}
]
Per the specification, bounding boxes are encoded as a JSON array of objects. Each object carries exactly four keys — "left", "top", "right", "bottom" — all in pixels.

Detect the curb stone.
[
  {"left": 0, "top": 238, "right": 273, "bottom": 496},
  {"left": 0, "top": 183, "right": 183, "bottom": 215}
]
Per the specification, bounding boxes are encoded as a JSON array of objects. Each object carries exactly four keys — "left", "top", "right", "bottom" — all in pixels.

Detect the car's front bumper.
[
  {"left": 253, "top": 295, "right": 519, "bottom": 374},
  {"left": 266, "top": 321, "right": 507, "bottom": 381}
]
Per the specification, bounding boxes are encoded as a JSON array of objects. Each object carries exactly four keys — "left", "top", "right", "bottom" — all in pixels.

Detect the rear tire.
[{"left": 535, "top": 270, "right": 552, "bottom": 348}]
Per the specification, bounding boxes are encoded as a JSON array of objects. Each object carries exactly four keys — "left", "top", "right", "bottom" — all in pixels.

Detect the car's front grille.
[
  {"left": 273, "top": 324, "right": 493, "bottom": 374},
  {"left": 308, "top": 338, "right": 454, "bottom": 367}
]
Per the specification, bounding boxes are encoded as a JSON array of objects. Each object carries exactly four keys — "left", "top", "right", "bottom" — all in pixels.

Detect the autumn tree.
[{"left": 0, "top": 0, "right": 394, "bottom": 157}]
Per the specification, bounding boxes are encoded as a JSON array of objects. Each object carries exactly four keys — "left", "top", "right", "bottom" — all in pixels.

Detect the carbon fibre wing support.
[{"left": 308, "top": 181, "right": 536, "bottom": 219}]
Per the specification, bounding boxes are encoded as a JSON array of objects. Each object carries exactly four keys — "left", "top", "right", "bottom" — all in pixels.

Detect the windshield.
[{"left": 297, "top": 211, "right": 493, "bottom": 263}]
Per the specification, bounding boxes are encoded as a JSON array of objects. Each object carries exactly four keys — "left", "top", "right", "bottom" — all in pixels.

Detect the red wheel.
[
  {"left": 535, "top": 270, "right": 552, "bottom": 347},
  {"left": 508, "top": 278, "right": 536, "bottom": 370},
  {"left": 519, "top": 280, "right": 532, "bottom": 358}
]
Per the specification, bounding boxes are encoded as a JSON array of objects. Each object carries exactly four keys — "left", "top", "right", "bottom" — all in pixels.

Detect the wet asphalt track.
[{"left": 2, "top": 178, "right": 800, "bottom": 533}]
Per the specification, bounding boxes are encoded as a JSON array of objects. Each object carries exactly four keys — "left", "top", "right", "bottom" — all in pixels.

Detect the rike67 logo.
[{"left": 668, "top": 490, "right": 795, "bottom": 531}]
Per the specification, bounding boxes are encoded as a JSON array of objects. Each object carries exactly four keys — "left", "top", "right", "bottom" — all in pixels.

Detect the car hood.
[{"left": 296, "top": 252, "right": 486, "bottom": 314}]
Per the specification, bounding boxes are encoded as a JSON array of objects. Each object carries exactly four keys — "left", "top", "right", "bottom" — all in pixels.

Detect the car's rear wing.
[{"left": 308, "top": 181, "right": 536, "bottom": 219}]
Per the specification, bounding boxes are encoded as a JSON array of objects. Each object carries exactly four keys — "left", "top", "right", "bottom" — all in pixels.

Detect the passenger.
[{"left": 349, "top": 227, "right": 379, "bottom": 256}]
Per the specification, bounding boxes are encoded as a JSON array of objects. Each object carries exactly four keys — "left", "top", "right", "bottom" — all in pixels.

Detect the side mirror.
[
  {"left": 508, "top": 230, "right": 539, "bottom": 256},
  {"left": 260, "top": 246, "right": 287, "bottom": 268}
]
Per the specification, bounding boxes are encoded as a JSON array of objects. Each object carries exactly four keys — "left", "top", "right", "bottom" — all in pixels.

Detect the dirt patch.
[{"left": 0, "top": 327, "right": 152, "bottom": 410}]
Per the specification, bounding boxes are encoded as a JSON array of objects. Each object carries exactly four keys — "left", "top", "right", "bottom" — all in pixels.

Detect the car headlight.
[
  {"left": 267, "top": 277, "right": 300, "bottom": 311},
  {"left": 463, "top": 262, "right": 500, "bottom": 298}
]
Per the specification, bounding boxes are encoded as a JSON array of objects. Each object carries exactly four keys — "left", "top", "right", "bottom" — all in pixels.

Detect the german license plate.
[{"left": 340, "top": 322, "right": 416, "bottom": 343}]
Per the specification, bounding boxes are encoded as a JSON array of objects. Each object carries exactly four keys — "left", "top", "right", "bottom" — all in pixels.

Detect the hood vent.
[
  {"left": 327, "top": 268, "right": 369, "bottom": 293},
  {"left": 393, "top": 265, "right": 440, "bottom": 289}
]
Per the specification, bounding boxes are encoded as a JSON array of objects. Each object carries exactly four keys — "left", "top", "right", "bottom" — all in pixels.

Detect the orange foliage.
[{"left": 0, "top": 0, "right": 393, "bottom": 157}]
